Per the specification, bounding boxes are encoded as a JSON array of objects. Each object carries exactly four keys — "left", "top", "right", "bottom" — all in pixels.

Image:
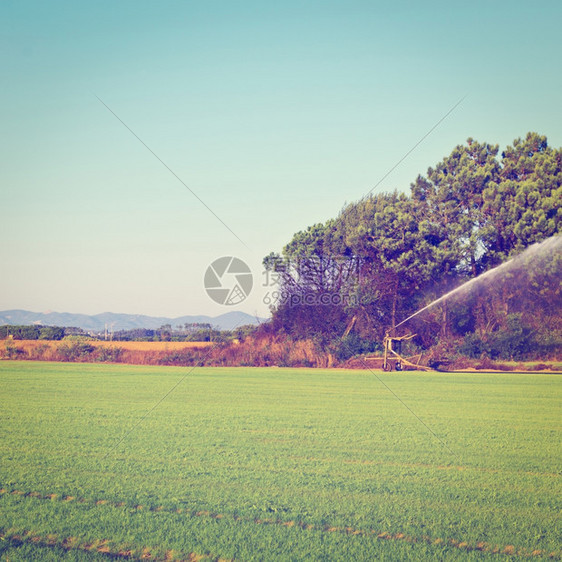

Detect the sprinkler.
[{"left": 382, "top": 331, "right": 431, "bottom": 372}]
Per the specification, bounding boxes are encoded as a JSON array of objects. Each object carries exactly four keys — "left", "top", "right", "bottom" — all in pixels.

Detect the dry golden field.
[
  {"left": 87, "top": 340, "right": 213, "bottom": 351},
  {"left": 0, "top": 339, "right": 214, "bottom": 365},
  {"left": 7, "top": 339, "right": 212, "bottom": 352}
]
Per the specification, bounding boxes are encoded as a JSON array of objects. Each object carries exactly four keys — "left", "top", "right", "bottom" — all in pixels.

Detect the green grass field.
[{"left": 0, "top": 361, "right": 560, "bottom": 561}]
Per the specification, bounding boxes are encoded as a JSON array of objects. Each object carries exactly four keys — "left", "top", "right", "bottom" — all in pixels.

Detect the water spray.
[{"left": 394, "top": 234, "right": 562, "bottom": 330}]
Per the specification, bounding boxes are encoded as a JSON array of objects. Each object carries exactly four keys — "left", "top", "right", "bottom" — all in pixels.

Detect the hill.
[{"left": 0, "top": 309, "right": 265, "bottom": 332}]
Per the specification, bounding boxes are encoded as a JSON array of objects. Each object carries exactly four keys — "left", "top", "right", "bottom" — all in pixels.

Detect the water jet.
[{"left": 395, "top": 235, "right": 562, "bottom": 330}]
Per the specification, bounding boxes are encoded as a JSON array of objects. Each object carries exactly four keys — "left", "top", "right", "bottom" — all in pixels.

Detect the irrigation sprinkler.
[{"left": 382, "top": 331, "right": 432, "bottom": 372}]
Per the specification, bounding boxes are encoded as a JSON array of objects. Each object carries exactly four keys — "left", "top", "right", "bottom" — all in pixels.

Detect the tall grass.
[
  {"left": 0, "top": 335, "right": 329, "bottom": 368},
  {"left": 1, "top": 336, "right": 560, "bottom": 370}
]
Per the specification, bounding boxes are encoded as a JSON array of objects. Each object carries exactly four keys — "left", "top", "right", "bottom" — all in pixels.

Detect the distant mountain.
[{"left": 0, "top": 309, "right": 267, "bottom": 332}]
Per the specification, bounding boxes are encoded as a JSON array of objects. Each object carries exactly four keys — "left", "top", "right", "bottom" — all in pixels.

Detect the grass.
[
  {"left": 506, "top": 360, "right": 562, "bottom": 371},
  {"left": 0, "top": 361, "right": 560, "bottom": 560}
]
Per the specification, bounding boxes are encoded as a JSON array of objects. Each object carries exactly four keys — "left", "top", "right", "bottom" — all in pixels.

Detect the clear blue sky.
[{"left": 1, "top": 0, "right": 561, "bottom": 319}]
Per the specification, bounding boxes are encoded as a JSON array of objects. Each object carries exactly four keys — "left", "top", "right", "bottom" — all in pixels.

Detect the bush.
[
  {"left": 487, "top": 314, "right": 534, "bottom": 360},
  {"left": 333, "top": 334, "right": 380, "bottom": 361},
  {"left": 531, "top": 329, "right": 562, "bottom": 360},
  {"left": 158, "top": 349, "right": 200, "bottom": 366},
  {"left": 459, "top": 332, "right": 489, "bottom": 359},
  {"left": 1, "top": 338, "right": 26, "bottom": 359},
  {"left": 57, "top": 341, "right": 95, "bottom": 362},
  {"left": 459, "top": 315, "right": 535, "bottom": 361},
  {"left": 95, "top": 346, "right": 124, "bottom": 363},
  {"left": 28, "top": 343, "right": 50, "bottom": 360}
]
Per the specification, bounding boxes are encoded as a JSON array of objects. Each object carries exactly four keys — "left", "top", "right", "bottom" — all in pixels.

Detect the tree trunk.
[
  {"left": 441, "top": 300, "right": 449, "bottom": 339},
  {"left": 391, "top": 278, "right": 398, "bottom": 330}
]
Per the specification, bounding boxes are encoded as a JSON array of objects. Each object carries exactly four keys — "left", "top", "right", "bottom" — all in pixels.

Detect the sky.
[{"left": 1, "top": 0, "right": 561, "bottom": 320}]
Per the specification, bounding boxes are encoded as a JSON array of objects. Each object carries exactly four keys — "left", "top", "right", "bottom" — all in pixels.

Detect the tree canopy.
[{"left": 264, "top": 132, "right": 562, "bottom": 360}]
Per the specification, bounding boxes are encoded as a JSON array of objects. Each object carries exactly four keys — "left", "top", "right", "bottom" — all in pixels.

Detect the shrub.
[
  {"left": 474, "top": 356, "right": 496, "bottom": 370},
  {"left": 158, "top": 349, "right": 201, "bottom": 366},
  {"left": 2, "top": 338, "right": 26, "bottom": 359},
  {"left": 95, "top": 346, "right": 124, "bottom": 363},
  {"left": 28, "top": 343, "right": 50, "bottom": 360},
  {"left": 333, "top": 334, "right": 380, "bottom": 361},
  {"left": 57, "top": 341, "right": 95, "bottom": 362},
  {"left": 459, "top": 315, "right": 535, "bottom": 361},
  {"left": 487, "top": 314, "right": 534, "bottom": 360},
  {"left": 530, "top": 329, "right": 562, "bottom": 360},
  {"left": 459, "top": 333, "right": 490, "bottom": 359}
]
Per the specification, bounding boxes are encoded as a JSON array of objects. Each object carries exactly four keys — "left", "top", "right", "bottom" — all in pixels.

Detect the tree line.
[
  {"left": 263, "top": 132, "right": 562, "bottom": 360},
  {"left": 0, "top": 324, "right": 258, "bottom": 344},
  {"left": 1, "top": 325, "right": 68, "bottom": 340}
]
